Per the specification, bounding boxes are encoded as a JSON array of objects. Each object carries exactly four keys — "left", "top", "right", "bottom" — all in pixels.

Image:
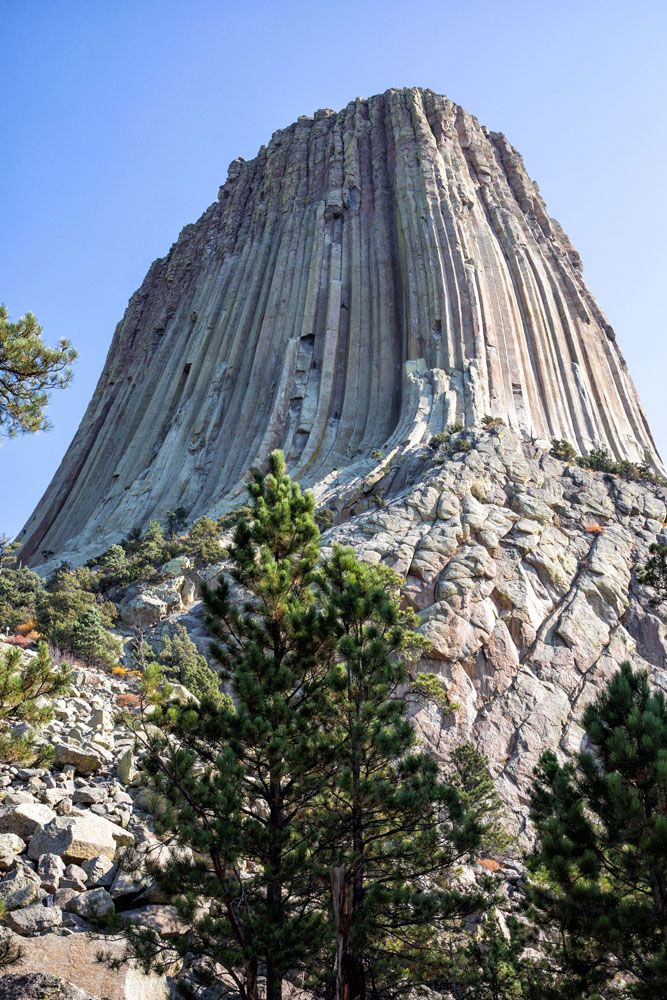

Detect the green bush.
[
  {"left": 185, "top": 517, "right": 223, "bottom": 565},
  {"left": 37, "top": 566, "right": 119, "bottom": 665},
  {"left": 153, "top": 624, "right": 227, "bottom": 705},
  {"left": 0, "top": 642, "right": 71, "bottom": 765},
  {"left": 314, "top": 507, "right": 335, "bottom": 531},
  {"left": 550, "top": 438, "right": 578, "bottom": 462}
]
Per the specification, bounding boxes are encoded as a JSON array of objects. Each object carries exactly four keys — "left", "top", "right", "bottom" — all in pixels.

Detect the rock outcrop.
[{"left": 19, "top": 87, "right": 661, "bottom": 567}]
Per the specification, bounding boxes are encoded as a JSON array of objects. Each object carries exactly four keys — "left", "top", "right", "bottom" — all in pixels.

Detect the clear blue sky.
[{"left": 2, "top": 0, "right": 666, "bottom": 536}]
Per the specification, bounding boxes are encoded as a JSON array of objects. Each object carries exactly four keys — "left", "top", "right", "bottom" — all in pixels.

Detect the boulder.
[
  {"left": 121, "top": 904, "right": 187, "bottom": 935},
  {"left": 0, "top": 866, "right": 42, "bottom": 909},
  {"left": 81, "top": 854, "right": 116, "bottom": 888},
  {"left": 119, "top": 593, "right": 168, "bottom": 628},
  {"left": 0, "top": 803, "right": 56, "bottom": 839},
  {"left": 28, "top": 814, "right": 133, "bottom": 863},
  {"left": 116, "top": 749, "right": 137, "bottom": 785},
  {"left": 0, "top": 972, "right": 97, "bottom": 1000},
  {"left": 66, "top": 887, "right": 114, "bottom": 919},
  {"left": 54, "top": 743, "right": 109, "bottom": 775},
  {"left": 0, "top": 832, "right": 26, "bottom": 867},
  {"left": 5, "top": 903, "right": 63, "bottom": 935},
  {"left": 37, "top": 853, "right": 66, "bottom": 893}
]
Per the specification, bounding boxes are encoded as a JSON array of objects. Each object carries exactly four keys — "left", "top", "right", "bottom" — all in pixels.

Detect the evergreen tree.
[
  {"left": 637, "top": 543, "right": 667, "bottom": 606},
  {"left": 526, "top": 661, "right": 667, "bottom": 998},
  {"left": 96, "top": 543, "right": 131, "bottom": 589},
  {"left": 0, "top": 304, "right": 77, "bottom": 436},
  {"left": 317, "top": 546, "right": 488, "bottom": 1000},
  {"left": 0, "top": 553, "right": 45, "bottom": 633},
  {"left": 128, "top": 451, "right": 338, "bottom": 1000},
  {"left": 0, "top": 642, "right": 71, "bottom": 764},
  {"left": 155, "top": 624, "right": 226, "bottom": 704},
  {"left": 447, "top": 743, "right": 512, "bottom": 859},
  {"left": 66, "top": 606, "right": 121, "bottom": 668},
  {"left": 185, "top": 516, "right": 223, "bottom": 565},
  {"left": 37, "top": 566, "right": 118, "bottom": 662}
]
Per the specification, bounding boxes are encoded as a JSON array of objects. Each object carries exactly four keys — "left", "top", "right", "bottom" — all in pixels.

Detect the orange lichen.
[{"left": 585, "top": 523, "right": 604, "bottom": 534}]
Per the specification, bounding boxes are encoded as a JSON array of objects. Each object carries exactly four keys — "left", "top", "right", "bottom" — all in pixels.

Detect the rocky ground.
[
  {"left": 2, "top": 427, "right": 666, "bottom": 999},
  {"left": 0, "top": 653, "right": 185, "bottom": 999}
]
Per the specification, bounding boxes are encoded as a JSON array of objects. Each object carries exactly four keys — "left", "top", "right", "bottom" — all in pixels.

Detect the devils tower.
[{"left": 18, "top": 87, "right": 661, "bottom": 567}]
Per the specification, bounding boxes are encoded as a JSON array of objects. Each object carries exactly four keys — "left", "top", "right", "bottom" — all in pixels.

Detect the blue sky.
[{"left": 2, "top": 0, "right": 666, "bottom": 536}]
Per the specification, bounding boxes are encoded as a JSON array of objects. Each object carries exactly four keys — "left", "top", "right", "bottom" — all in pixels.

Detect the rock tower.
[{"left": 19, "top": 87, "right": 661, "bottom": 566}]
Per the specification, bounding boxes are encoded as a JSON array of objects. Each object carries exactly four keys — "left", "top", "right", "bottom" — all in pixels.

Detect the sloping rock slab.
[{"left": 8, "top": 932, "right": 169, "bottom": 1000}]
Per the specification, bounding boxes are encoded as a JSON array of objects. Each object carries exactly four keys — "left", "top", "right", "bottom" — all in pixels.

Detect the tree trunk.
[
  {"left": 266, "top": 772, "right": 283, "bottom": 1000},
  {"left": 244, "top": 957, "right": 258, "bottom": 1000}
]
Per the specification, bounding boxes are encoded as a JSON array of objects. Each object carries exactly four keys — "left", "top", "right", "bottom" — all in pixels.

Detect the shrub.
[
  {"left": 0, "top": 642, "right": 71, "bottom": 765},
  {"left": 185, "top": 517, "right": 223, "bottom": 565},
  {"left": 0, "top": 565, "right": 45, "bottom": 633},
  {"left": 550, "top": 438, "right": 578, "bottom": 463},
  {"left": 314, "top": 507, "right": 335, "bottom": 531},
  {"left": 371, "top": 449, "right": 384, "bottom": 460},
  {"left": 482, "top": 414, "right": 505, "bottom": 429},
  {"left": 64, "top": 606, "right": 122, "bottom": 668},
  {"left": 37, "top": 567, "right": 119, "bottom": 665},
  {"left": 577, "top": 444, "right": 617, "bottom": 473},
  {"left": 152, "top": 624, "right": 227, "bottom": 705},
  {"left": 638, "top": 543, "right": 667, "bottom": 605}
]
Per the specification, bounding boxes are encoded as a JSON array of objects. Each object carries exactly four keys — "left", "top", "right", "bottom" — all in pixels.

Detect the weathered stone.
[
  {"left": 54, "top": 743, "right": 108, "bottom": 775},
  {"left": 0, "top": 832, "right": 25, "bottom": 868},
  {"left": 9, "top": 932, "right": 170, "bottom": 999},
  {"left": 0, "top": 866, "right": 41, "bottom": 910},
  {"left": 0, "top": 803, "right": 56, "bottom": 839},
  {"left": 28, "top": 814, "right": 132, "bottom": 863},
  {"left": 116, "top": 749, "right": 137, "bottom": 785},
  {"left": 37, "top": 853, "right": 66, "bottom": 893},
  {"left": 66, "top": 887, "right": 114, "bottom": 919},
  {"left": 0, "top": 972, "right": 96, "bottom": 1000},
  {"left": 5, "top": 903, "right": 63, "bottom": 935}
]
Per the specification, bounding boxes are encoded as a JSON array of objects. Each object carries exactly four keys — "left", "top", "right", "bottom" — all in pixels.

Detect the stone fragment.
[
  {"left": 0, "top": 867, "right": 41, "bottom": 909},
  {"left": 66, "top": 886, "right": 114, "bottom": 919},
  {"left": 5, "top": 903, "right": 63, "bottom": 935},
  {"left": 0, "top": 972, "right": 96, "bottom": 1000},
  {"left": 0, "top": 833, "right": 25, "bottom": 868},
  {"left": 0, "top": 803, "right": 56, "bottom": 839},
  {"left": 28, "top": 814, "right": 132, "bottom": 863}
]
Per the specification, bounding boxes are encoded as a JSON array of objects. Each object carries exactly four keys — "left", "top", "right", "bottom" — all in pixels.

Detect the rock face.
[
  {"left": 316, "top": 425, "right": 667, "bottom": 828},
  {"left": 19, "top": 87, "right": 661, "bottom": 566}
]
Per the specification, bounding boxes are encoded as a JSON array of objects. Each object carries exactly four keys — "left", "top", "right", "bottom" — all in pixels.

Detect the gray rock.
[
  {"left": 0, "top": 866, "right": 42, "bottom": 910},
  {"left": 66, "top": 887, "right": 114, "bottom": 919},
  {"left": 54, "top": 743, "right": 108, "bottom": 775},
  {"left": 0, "top": 833, "right": 25, "bottom": 868},
  {"left": 81, "top": 854, "right": 116, "bottom": 888},
  {"left": 0, "top": 802, "right": 56, "bottom": 839},
  {"left": 37, "top": 853, "right": 66, "bottom": 893},
  {"left": 28, "top": 814, "right": 132, "bottom": 863},
  {"left": 0, "top": 973, "right": 96, "bottom": 1000},
  {"left": 5, "top": 903, "right": 63, "bottom": 935}
]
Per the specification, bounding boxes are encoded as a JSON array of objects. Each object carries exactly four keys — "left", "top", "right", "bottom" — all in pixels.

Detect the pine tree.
[
  {"left": 185, "top": 516, "right": 223, "bottom": 565},
  {"left": 526, "top": 661, "right": 667, "bottom": 998},
  {"left": 0, "top": 642, "right": 71, "bottom": 764},
  {"left": 317, "top": 545, "right": 488, "bottom": 1000},
  {"left": 637, "top": 543, "right": 667, "bottom": 606},
  {"left": 128, "top": 451, "right": 339, "bottom": 1000},
  {"left": 155, "top": 624, "right": 226, "bottom": 704},
  {"left": 0, "top": 304, "right": 77, "bottom": 436},
  {"left": 66, "top": 606, "right": 121, "bottom": 668}
]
